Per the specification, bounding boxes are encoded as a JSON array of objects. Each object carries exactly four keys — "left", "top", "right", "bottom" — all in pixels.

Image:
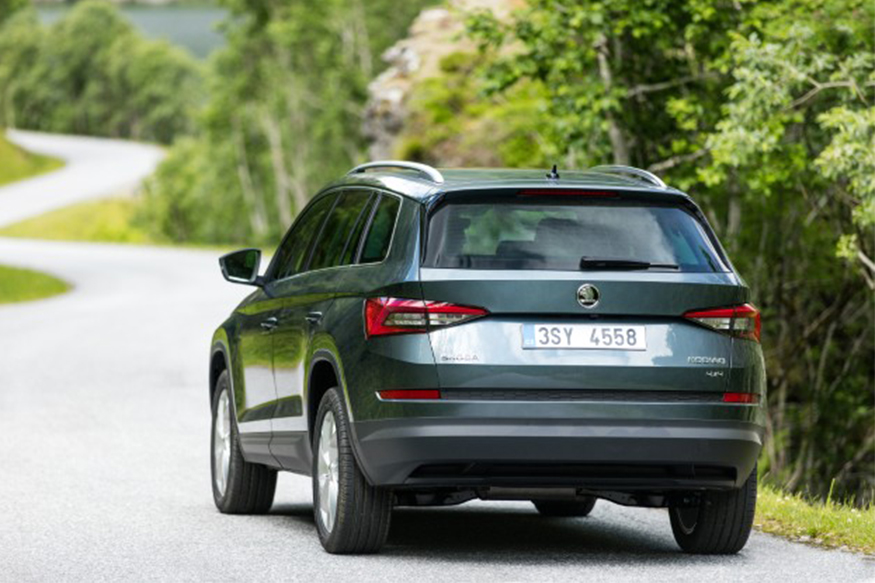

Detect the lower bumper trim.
[{"left": 352, "top": 418, "right": 763, "bottom": 490}]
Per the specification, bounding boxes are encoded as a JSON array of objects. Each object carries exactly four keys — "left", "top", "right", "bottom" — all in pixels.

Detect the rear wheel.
[
  {"left": 669, "top": 466, "right": 757, "bottom": 554},
  {"left": 532, "top": 497, "right": 597, "bottom": 517},
  {"left": 211, "top": 370, "right": 277, "bottom": 514},
  {"left": 312, "top": 388, "right": 392, "bottom": 554}
]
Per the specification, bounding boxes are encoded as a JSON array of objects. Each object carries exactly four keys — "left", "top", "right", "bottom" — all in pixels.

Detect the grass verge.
[
  {"left": 755, "top": 484, "right": 875, "bottom": 554},
  {"left": 0, "top": 264, "right": 70, "bottom": 304},
  {"left": 0, "top": 197, "right": 233, "bottom": 252},
  {"left": 0, "top": 197, "right": 158, "bottom": 244},
  {"left": 0, "top": 133, "right": 64, "bottom": 187}
]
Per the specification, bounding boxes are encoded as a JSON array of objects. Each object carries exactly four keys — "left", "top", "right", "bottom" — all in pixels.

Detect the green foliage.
[
  {"left": 698, "top": 4, "right": 874, "bottom": 505},
  {"left": 0, "top": 1, "right": 203, "bottom": 143},
  {"left": 0, "top": 0, "right": 26, "bottom": 25},
  {"left": 399, "top": 52, "right": 554, "bottom": 167},
  {"left": 143, "top": 0, "right": 434, "bottom": 245},
  {"left": 446, "top": 0, "right": 874, "bottom": 504},
  {"left": 0, "top": 264, "right": 69, "bottom": 304},
  {"left": 141, "top": 137, "right": 253, "bottom": 243},
  {"left": 817, "top": 107, "right": 875, "bottom": 230},
  {"left": 466, "top": 0, "right": 749, "bottom": 168},
  {"left": 0, "top": 132, "right": 63, "bottom": 187},
  {"left": 706, "top": 7, "right": 875, "bottom": 255}
]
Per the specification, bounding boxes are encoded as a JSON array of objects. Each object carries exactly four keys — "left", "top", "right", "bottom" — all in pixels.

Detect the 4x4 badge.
[{"left": 577, "top": 284, "right": 600, "bottom": 309}]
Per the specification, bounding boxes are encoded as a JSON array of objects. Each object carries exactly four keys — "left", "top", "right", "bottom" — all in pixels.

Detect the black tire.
[
  {"left": 312, "top": 387, "right": 392, "bottom": 554},
  {"left": 532, "top": 497, "right": 597, "bottom": 517},
  {"left": 669, "top": 466, "right": 757, "bottom": 554},
  {"left": 211, "top": 370, "right": 277, "bottom": 514}
]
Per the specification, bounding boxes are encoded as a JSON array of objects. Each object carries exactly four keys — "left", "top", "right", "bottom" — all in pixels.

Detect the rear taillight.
[
  {"left": 364, "top": 297, "right": 488, "bottom": 338},
  {"left": 684, "top": 303, "right": 761, "bottom": 342}
]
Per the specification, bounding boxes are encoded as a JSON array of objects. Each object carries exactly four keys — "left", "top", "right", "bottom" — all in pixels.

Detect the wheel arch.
[
  {"left": 210, "top": 324, "right": 236, "bottom": 417},
  {"left": 307, "top": 351, "right": 344, "bottom": 439},
  {"left": 210, "top": 346, "right": 229, "bottom": 405},
  {"left": 306, "top": 348, "right": 376, "bottom": 485}
]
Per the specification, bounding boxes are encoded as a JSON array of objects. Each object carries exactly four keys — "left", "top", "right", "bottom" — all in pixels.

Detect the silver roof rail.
[
  {"left": 348, "top": 160, "right": 444, "bottom": 184},
  {"left": 589, "top": 165, "right": 667, "bottom": 189}
]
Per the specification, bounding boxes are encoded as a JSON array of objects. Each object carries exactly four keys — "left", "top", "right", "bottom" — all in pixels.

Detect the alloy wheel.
[
  {"left": 317, "top": 411, "right": 340, "bottom": 533},
  {"left": 213, "top": 390, "right": 231, "bottom": 497}
]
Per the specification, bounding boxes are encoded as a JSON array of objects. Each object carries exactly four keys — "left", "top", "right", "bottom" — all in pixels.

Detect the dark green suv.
[{"left": 209, "top": 162, "right": 766, "bottom": 555}]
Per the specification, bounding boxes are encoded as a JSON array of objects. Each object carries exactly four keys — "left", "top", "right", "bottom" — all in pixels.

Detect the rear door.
[
  {"left": 269, "top": 189, "right": 375, "bottom": 471},
  {"left": 420, "top": 191, "right": 743, "bottom": 399}
]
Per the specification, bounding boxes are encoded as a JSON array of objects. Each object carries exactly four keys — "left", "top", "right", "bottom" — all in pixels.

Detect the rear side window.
[
  {"left": 340, "top": 195, "right": 377, "bottom": 265},
  {"left": 424, "top": 198, "right": 728, "bottom": 272},
  {"left": 271, "top": 194, "right": 335, "bottom": 280},
  {"left": 360, "top": 195, "right": 400, "bottom": 264},
  {"left": 308, "top": 191, "right": 373, "bottom": 271}
]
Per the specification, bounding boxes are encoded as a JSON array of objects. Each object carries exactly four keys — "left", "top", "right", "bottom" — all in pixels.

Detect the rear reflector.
[
  {"left": 684, "top": 303, "right": 761, "bottom": 342},
  {"left": 518, "top": 189, "right": 618, "bottom": 197},
  {"left": 365, "top": 297, "right": 488, "bottom": 337},
  {"left": 723, "top": 392, "right": 759, "bottom": 404},
  {"left": 378, "top": 389, "right": 441, "bottom": 400}
]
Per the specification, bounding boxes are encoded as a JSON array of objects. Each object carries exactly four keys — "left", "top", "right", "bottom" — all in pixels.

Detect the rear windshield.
[{"left": 424, "top": 199, "right": 728, "bottom": 272}]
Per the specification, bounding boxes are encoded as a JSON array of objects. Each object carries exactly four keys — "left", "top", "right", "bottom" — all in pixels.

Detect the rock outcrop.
[{"left": 363, "top": 0, "right": 518, "bottom": 160}]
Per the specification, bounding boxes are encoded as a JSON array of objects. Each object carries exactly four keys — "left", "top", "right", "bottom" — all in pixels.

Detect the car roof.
[{"left": 321, "top": 165, "right": 690, "bottom": 204}]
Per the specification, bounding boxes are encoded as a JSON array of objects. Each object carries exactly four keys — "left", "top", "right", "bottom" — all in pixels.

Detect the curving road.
[
  {"left": 0, "top": 131, "right": 872, "bottom": 582},
  {"left": 0, "top": 130, "right": 164, "bottom": 229}
]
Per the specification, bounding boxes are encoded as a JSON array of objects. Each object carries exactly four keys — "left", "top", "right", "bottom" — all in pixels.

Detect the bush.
[{"left": 0, "top": 1, "right": 202, "bottom": 144}]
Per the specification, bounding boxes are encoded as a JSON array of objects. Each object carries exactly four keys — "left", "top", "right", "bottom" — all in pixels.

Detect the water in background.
[{"left": 36, "top": 5, "right": 227, "bottom": 59}]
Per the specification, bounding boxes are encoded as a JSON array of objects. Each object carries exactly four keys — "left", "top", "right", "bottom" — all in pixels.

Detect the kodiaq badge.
[{"left": 577, "top": 284, "right": 600, "bottom": 308}]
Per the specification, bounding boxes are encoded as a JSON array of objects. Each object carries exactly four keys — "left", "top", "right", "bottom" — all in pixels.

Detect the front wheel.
[
  {"left": 211, "top": 370, "right": 277, "bottom": 514},
  {"left": 312, "top": 388, "right": 392, "bottom": 554},
  {"left": 669, "top": 466, "right": 757, "bottom": 554}
]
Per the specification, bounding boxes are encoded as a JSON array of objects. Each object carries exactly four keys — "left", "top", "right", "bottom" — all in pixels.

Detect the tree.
[
  {"left": 144, "top": 0, "right": 435, "bottom": 245},
  {"left": 0, "top": 1, "right": 202, "bottom": 143},
  {"left": 0, "top": 0, "right": 26, "bottom": 25},
  {"left": 467, "top": 0, "right": 749, "bottom": 170},
  {"left": 702, "top": 1, "right": 874, "bottom": 498}
]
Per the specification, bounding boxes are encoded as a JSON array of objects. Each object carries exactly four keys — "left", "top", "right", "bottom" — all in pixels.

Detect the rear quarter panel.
[{"left": 326, "top": 196, "right": 440, "bottom": 423}]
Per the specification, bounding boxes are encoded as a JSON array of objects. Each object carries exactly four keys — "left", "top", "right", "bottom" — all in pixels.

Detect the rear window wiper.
[{"left": 579, "top": 257, "right": 679, "bottom": 270}]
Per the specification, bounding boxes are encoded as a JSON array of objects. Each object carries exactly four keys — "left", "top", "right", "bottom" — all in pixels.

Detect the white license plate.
[{"left": 522, "top": 324, "right": 647, "bottom": 350}]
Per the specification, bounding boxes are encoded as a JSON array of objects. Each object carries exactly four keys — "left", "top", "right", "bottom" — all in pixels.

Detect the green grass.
[
  {"left": 0, "top": 197, "right": 235, "bottom": 252},
  {"left": 0, "top": 197, "right": 158, "bottom": 244},
  {"left": 0, "top": 133, "right": 64, "bottom": 187},
  {"left": 756, "top": 484, "right": 875, "bottom": 554},
  {"left": 0, "top": 264, "right": 70, "bottom": 304}
]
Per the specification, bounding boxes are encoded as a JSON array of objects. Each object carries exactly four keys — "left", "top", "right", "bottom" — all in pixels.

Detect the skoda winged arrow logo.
[{"left": 577, "top": 284, "right": 600, "bottom": 309}]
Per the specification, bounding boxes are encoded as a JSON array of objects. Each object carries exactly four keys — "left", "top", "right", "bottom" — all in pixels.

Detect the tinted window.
[
  {"left": 309, "top": 191, "right": 373, "bottom": 271},
  {"left": 340, "top": 194, "right": 377, "bottom": 265},
  {"left": 424, "top": 199, "right": 727, "bottom": 272},
  {"left": 360, "top": 195, "right": 400, "bottom": 263},
  {"left": 272, "top": 194, "right": 335, "bottom": 280}
]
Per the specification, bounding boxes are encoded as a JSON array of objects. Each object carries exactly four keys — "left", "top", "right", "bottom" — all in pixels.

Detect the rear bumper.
[{"left": 352, "top": 417, "right": 763, "bottom": 490}]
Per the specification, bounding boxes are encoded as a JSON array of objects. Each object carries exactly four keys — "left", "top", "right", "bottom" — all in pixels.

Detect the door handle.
[
  {"left": 260, "top": 316, "right": 279, "bottom": 331},
  {"left": 305, "top": 311, "right": 323, "bottom": 325}
]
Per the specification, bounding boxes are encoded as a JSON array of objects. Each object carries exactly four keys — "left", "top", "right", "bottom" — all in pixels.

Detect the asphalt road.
[
  {"left": 0, "top": 132, "right": 872, "bottom": 582},
  {"left": 0, "top": 130, "right": 163, "bottom": 229}
]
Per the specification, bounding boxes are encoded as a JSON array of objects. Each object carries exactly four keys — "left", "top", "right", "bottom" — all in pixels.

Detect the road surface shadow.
[
  {"left": 270, "top": 503, "right": 315, "bottom": 527},
  {"left": 269, "top": 503, "right": 747, "bottom": 566}
]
